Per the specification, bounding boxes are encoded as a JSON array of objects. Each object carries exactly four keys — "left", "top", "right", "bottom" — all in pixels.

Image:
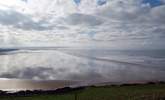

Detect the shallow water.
[{"left": 0, "top": 48, "right": 165, "bottom": 90}]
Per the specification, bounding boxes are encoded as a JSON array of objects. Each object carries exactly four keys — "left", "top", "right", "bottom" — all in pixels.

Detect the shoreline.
[{"left": 0, "top": 81, "right": 164, "bottom": 97}]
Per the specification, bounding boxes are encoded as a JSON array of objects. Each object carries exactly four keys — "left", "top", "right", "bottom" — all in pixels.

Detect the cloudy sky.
[{"left": 0, "top": 0, "right": 165, "bottom": 49}]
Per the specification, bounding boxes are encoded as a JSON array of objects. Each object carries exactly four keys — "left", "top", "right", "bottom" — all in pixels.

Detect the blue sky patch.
[
  {"left": 73, "top": 0, "right": 107, "bottom": 6},
  {"left": 73, "top": 0, "right": 81, "bottom": 5},
  {"left": 80, "top": 31, "right": 96, "bottom": 38},
  {"left": 87, "top": 31, "right": 96, "bottom": 38},
  {"left": 97, "top": 0, "right": 107, "bottom": 6},
  {"left": 142, "top": 0, "right": 164, "bottom": 7}
]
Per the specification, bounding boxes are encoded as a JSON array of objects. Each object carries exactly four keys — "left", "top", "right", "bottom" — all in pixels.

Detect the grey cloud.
[
  {"left": 151, "top": 5, "right": 165, "bottom": 23},
  {"left": 0, "top": 9, "right": 52, "bottom": 31},
  {"left": 90, "top": 1, "right": 165, "bottom": 45},
  {"left": 21, "top": 0, "right": 28, "bottom": 3},
  {"left": 98, "top": 4, "right": 150, "bottom": 22},
  {"left": 161, "top": 0, "right": 165, "bottom": 3},
  {"left": 55, "top": 26, "right": 69, "bottom": 30},
  {"left": 65, "top": 13, "right": 103, "bottom": 26},
  {"left": 97, "top": 1, "right": 165, "bottom": 25},
  {"left": 153, "top": 28, "right": 165, "bottom": 35}
]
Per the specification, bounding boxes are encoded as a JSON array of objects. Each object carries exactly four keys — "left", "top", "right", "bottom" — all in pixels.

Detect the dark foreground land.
[{"left": 1, "top": 82, "right": 165, "bottom": 100}]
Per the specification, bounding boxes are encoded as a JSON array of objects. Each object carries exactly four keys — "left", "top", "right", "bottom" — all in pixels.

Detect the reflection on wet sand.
[{"left": 0, "top": 49, "right": 165, "bottom": 91}]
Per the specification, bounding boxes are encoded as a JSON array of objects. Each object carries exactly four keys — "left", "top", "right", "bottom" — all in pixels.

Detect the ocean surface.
[{"left": 0, "top": 48, "right": 165, "bottom": 90}]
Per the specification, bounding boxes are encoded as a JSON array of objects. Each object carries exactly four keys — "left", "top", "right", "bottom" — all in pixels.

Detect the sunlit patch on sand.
[{"left": 0, "top": 79, "right": 80, "bottom": 91}]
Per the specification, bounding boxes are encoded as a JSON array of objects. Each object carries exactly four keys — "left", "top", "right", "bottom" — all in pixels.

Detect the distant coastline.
[{"left": 0, "top": 79, "right": 164, "bottom": 92}]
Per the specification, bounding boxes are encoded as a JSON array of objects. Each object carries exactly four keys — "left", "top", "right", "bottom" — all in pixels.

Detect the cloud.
[
  {"left": 21, "top": 0, "right": 28, "bottom": 3},
  {"left": 0, "top": 0, "right": 164, "bottom": 49},
  {"left": 0, "top": 8, "right": 52, "bottom": 31},
  {"left": 64, "top": 13, "right": 103, "bottom": 26},
  {"left": 151, "top": 5, "right": 165, "bottom": 23}
]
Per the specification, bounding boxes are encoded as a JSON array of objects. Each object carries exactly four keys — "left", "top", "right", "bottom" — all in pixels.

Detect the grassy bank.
[{"left": 1, "top": 83, "right": 165, "bottom": 100}]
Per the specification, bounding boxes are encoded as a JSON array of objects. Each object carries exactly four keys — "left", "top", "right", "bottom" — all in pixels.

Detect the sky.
[{"left": 0, "top": 0, "right": 165, "bottom": 49}]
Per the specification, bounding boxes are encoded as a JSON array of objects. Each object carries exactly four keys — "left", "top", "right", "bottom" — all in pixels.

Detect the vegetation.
[{"left": 1, "top": 83, "right": 165, "bottom": 100}]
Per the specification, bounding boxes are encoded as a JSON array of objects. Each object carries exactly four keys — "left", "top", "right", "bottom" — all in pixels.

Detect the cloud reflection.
[{"left": 0, "top": 49, "right": 165, "bottom": 83}]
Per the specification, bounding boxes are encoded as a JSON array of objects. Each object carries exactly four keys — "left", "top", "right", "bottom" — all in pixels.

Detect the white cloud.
[{"left": 0, "top": 0, "right": 164, "bottom": 49}]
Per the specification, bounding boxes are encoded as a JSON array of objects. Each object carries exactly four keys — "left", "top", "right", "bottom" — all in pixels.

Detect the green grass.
[{"left": 1, "top": 84, "right": 165, "bottom": 100}]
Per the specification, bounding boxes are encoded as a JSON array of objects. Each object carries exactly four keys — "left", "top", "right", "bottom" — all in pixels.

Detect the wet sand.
[{"left": 0, "top": 79, "right": 79, "bottom": 91}]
